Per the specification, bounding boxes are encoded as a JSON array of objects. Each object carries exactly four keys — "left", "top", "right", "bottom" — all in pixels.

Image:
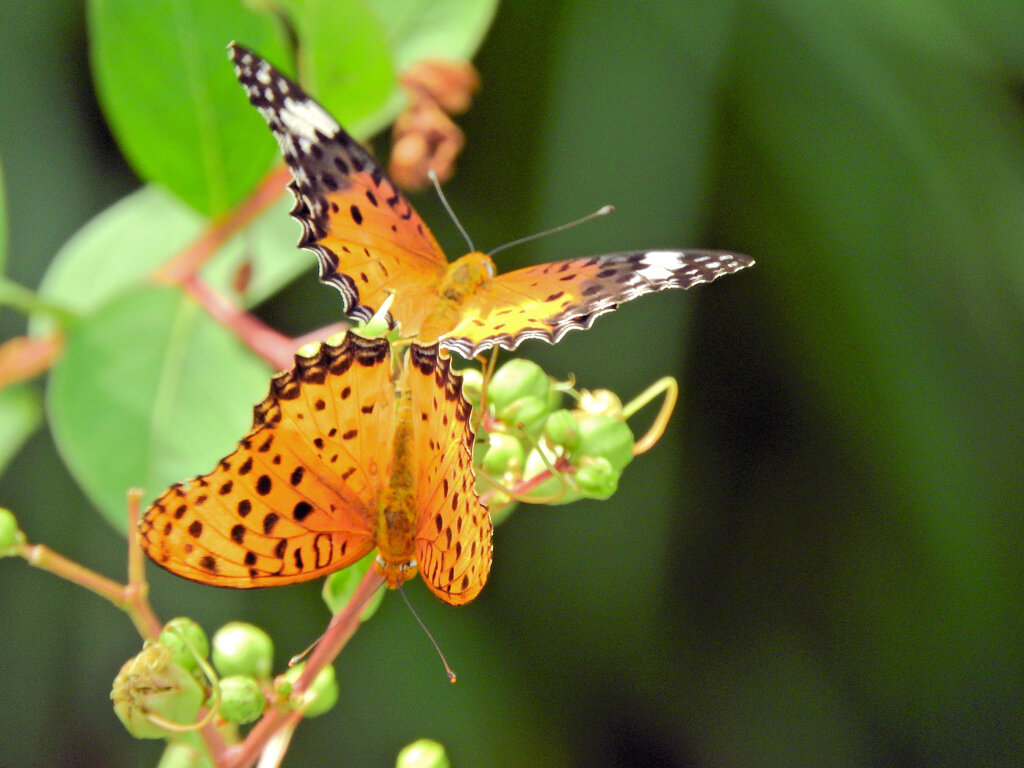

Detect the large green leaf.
[
  {"left": 47, "top": 286, "right": 272, "bottom": 531},
  {"left": 32, "top": 184, "right": 304, "bottom": 334},
  {"left": 284, "top": 0, "right": 396, "bottom": 139},
  {"left": 0, "top": 384, "right": 43, "bottom": 475},
  {"left": 87, "top": 0, "right": 287, "bottom": 215},
  {"left": 371, "top": 0, "right": 500, "bottom": 71}
]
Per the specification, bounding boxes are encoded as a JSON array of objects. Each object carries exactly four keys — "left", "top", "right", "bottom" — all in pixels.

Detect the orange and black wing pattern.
[
  {"left": 408, "top": 343, "right": 492, "bottom": 605},
  {"left": 439, "top": 249, "right": 754, "bottom": 357},
  {"left": 231, "top": 44, "right": 447, "bottom": 334},
  {"left": 139, "top": 334, "right": 394, "bottom": 588}
]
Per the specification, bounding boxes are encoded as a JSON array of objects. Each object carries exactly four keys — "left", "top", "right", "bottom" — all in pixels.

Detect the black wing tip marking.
[
  {"left": 230, "top": 45, "right": 411, "bottom": 325},
  {"left": 252, "top": 334, "right": 390, "bottom": 428}
]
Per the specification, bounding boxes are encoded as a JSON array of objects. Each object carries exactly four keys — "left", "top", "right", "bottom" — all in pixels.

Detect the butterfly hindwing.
[
  {"left": 230, "top": 43, "right": 447, "bottom": 328},
  {"left": 139, "top": 335, "right": 394, "bottom": 587},
  {"left": 439, "top": 249, "right": 755, "bottom": 356},
  {"left": 408, "top": 343, "right": 492, "bottom": 605}
]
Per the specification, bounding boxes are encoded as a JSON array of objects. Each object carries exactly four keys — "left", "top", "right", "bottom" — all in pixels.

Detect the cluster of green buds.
[
  {"left": 462, "top": 358, "right": 661, "bottom": 523},
  {"left": 112, "top": 618, "right": 339, "bottom": 741}
]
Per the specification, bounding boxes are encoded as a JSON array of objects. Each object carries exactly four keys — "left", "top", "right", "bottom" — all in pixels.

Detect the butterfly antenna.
[
  {"left": 398, "top": 585, "right": 458, "bottom": 683},
  {"left": 428, "top": 169, "right": 475, "bottom": 253},
  {"left": 487, "top": 205, "right": 614, "bottom": 258}
]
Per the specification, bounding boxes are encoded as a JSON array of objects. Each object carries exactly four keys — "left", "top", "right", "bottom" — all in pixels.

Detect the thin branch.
[
  {"left": 222, "top": 567, "right": 385, "bottom": 768},
  {"left": 154, "top": 164, "right": 291, "bottom": 285},
  {"left": 178, "top": 273, "right": 296, "bottom": 371}
]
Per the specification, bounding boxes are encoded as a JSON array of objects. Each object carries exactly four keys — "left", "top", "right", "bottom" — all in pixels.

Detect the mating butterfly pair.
[{"left": 138, "top": 44, "right": 753, "bottom": 605}]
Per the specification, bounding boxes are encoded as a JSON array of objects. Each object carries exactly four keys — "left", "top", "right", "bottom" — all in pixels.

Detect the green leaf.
[
  {"left": 284, "top": 0, "right": 396, "bottom": 139},
  {"left": 47, "top": 286, "right": 272, "bottom": 530},
  {"left": 32, "top": 185, "right": 306, "bottom": 334},
  {"left": 87, "top": 0, "right": 288, "bottom": 215},
  {"left": 0, "top": 384, "right": 43, "bottom": 474},
  {"left": 371, "top": 0, "right": 500, "bottom": 71}
]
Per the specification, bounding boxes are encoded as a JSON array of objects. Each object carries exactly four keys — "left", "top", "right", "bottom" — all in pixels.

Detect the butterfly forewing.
[
  {"left": 408, "top": 344, "right": 492, "bottom": 605},
  {"left": 439, "top": 250, "right": 755, "bottom": 357},
  {"left": 139, "top": 335, "right": 394, "bottom": 588},
  {"left": 230, "top": 43, "right": 448, "bottom": 327}
]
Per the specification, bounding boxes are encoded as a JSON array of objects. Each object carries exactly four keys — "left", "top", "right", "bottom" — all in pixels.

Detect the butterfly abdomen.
[{"left": 373, "top": 385, "right": 420, "bottom": 588}]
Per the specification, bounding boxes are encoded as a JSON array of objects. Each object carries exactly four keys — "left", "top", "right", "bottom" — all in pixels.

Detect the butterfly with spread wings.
[{"left": 229, "top": 43, "right": 753, "bottom": 358}]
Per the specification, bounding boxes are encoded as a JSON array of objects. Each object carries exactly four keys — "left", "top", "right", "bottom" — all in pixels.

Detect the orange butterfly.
[
  {"left": 230, "top": 44, "right": 754, "bottom": 358},
  {"left": 140, "top": 336, "right": 492, "bottom": 605}
]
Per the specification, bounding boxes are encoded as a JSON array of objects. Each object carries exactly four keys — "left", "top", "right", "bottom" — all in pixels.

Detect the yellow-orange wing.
[
  {"left": 408, "top": 343, "right": 492, "bottom": 605},
  {"left": 139, "top": 334, "right": 395, "bottom": 588},
  {"left": 439, "top": 250, "right": 755, "bottom": 357},
  {"left": 231, "top": 44, "right": 447, "bottom": 334}
]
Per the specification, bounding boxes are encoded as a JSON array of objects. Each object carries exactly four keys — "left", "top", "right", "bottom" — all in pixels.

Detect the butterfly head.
[
  {"left": 438, "top": 252, "right": 496, "bottom": 301},
  {"left": 374, "top": 554, "right": 419, "bottom": 589}
]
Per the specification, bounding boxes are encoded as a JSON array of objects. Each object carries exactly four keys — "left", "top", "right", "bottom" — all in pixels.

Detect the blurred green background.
[{"left": 3, "top": 1, "right": 1024, "bottom": 766}]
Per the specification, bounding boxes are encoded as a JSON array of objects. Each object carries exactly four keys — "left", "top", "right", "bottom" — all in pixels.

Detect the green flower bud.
[
  {"left": 0, "top": 507, "right": 24, "bottom": 556},
  {"left": 281, "top": 662, "right": 339, "bottom": 718},
  {"left": 498, "top": 395, "right": 549, "bottom": 435},
  {"left": 396, "top": 738, "right": 450, "bottom": 768},
  {"left": 543, "top": 409, "right": 579, "bottom": 450},
  {"left": 459, "top": 368, "right": 483, "bottom": 410},
  {"left": 322, "top": 553, "right": 383, "bottom": 620},
  {"left": 574, "top": 457, "right": 619, "bottom": 499},
  {"left": 578, "top": 388, "right": 623, "bottom": 418},
  {"left": 216, "top": 675, "right": 265, "bottom": 724},
  {"left": 211, "top": 623, "right": 274, "bottom": 680},
  {"left": 481, "top": 432, "right": 526, "bottom": 476},
  {"left": 155, "top": 739, "right": 209, "bottom": 768},
  {"left": 111, "top": 643, "right": 204, "bottom": 738},
  {"left": 355, "top": 313, "right": 391, "bottom": 339},
  {"left": 159, "top": 618, "right": 210, "bottom": 676},
  {"left": 487, "top": 359, "right": 550, "bottom": 412},
  {"left": 571, "top": 415, "right": 634, "bottom": 471},
  {"left": 295, "top": 341, "right": 321, "bottom": 358}
]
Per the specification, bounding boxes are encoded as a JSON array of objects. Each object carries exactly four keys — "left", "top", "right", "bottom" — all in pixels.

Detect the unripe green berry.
[
  {"left": 295, "top": 341, "right": 321, "bottom": 358},
  {"left": 216, "top": 675, "right": 266, "bottom": 724},
  {"left": 355, "top": 312, "right": 392, "bottom": 339},
  {"left": 212, "top": 623, "right": 274, "bottom": 680},
  {"left": 322, "top": 554, "right": 384, "bottom": 620},
  {"left": 111, "top": 643, "right": 204, "bottom": 738},
  {"left": 459, "top": 368, "right": 483, "bottom": 409},
  {"left": 281, "top": 662, "right": 339, "bottom": 718},
  {"left": 481, "top": 432, "right": 526, "bottom": 476},
  {"left": 571, "top": 415, "right": 634, "bottom": 471},
  {"left": 574, "top": 457, "right": 619, "bottom": 499},
  {"left": 159, "top": 618, "right": 210, "bottom": 676},
  {"left": 578, "top": 388, "right": 623, "bottom": 417},
  {"left": 396, "top": 738, "right": 451, "bottom": 768},
  {"left": 543, "top": 409, "right": 580, "bottom": 450},
  {"left": 155, "top": 740, "right": 207, "bottom": 768},
  {"left": 0, "top": 508, "right": 24, "bottom": 556},
  {"left": 498, "top": 395, "right": 549, "bottom": 435},
  {"left": 487, "top": 359, "right": 550, "bottom": 412}
]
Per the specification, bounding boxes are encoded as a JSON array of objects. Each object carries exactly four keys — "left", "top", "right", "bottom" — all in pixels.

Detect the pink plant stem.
[
  {"left": 178, "top": 273, "right": 296, "bottom": 371},
  {"left": 222, "top": 567, "right": 385, "bottom": 768},
  {"left": 155, "top": 164, "right": 291, "bottom": 285}
]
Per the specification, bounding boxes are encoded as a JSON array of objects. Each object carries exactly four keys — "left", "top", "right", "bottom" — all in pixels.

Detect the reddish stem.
[
  {"left": 178, "top": 273, "right": 296, "bottom": 371},
  {"left": 222, "top": 567, "right": 385, "bottom": 768},
  {"left": 154, "top": 164, "right": 291, "bottom": 286}
]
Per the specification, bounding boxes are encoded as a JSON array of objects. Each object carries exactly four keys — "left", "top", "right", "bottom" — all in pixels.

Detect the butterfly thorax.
[
  {"left": 373, "top": 386, "right": 419, "bottom": 589},
  {"left": 419, "top": 252, "right": 496, "bottom": 340}
]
